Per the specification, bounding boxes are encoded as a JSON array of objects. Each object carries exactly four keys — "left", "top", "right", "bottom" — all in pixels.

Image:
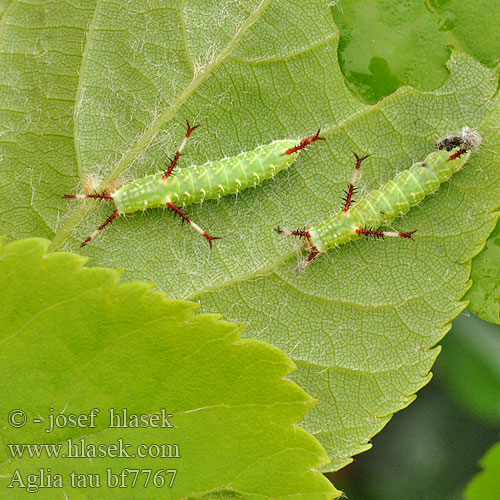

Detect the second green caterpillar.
[{"left": 277, "top": 127, "right": 482, "bottom": 273}]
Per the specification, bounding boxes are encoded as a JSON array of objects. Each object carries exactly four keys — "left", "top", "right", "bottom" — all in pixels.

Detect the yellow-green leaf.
[
  {"left": 0, "top": 238, "right": 337, "bottom": 499},
  {"left": 466, "top": 440, "right": 500, "bottom": 500}
]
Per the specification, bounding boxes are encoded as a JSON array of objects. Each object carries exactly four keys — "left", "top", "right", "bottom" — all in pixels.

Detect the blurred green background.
[{"left": 329, "top": 313, "right": 500, "bottom": 500}]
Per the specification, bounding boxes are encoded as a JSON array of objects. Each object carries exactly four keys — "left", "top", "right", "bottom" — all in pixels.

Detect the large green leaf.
[
  {"left": 466, "top": 440, "right": 500, "bottom": 500},
  {"left": 0, "top": 0, "right": 499, "bottom": 473},
  {"left": 0, "top": 237, "right": 336, "bottom": 499}
]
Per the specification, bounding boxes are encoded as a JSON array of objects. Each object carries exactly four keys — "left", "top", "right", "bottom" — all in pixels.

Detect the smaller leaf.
[
  {"left": 429, "top": 0, "right": 500, "bottom": 67},
  {"left": 332, "top": 0, "right": 500, "bottom": 104},
  {"left": 0, "top": 238, "right": 338, "bottom": 499},
  {"left": 332, "top": 0, "right": 453, "bottom": 103},
  {"left": 466, "top": 440, "right": 500, "bottom": 500}
]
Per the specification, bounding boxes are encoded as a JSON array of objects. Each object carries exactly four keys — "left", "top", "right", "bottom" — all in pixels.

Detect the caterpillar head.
[{"left": 435, "top": 127, "right": 482, "bottom": 152}]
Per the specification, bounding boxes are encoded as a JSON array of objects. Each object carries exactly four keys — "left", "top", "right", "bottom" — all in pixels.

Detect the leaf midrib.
[{"left": 73, "top": 0, "right": 104, "bottom": 180}]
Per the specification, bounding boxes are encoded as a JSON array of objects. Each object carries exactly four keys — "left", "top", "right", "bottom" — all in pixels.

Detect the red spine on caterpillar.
[{"left": 284, "top": 130, "right": 325, "bottom": 155}]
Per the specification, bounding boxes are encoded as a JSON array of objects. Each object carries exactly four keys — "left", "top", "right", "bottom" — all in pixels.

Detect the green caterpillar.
[
  {"left": 277, "top": 127, "right": 483, "bottom": 273},
  {"left": 63, "top": 122, "right": 324, "bottom": 247}
]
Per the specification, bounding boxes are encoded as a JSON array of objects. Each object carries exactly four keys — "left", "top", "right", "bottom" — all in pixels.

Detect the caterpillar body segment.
[
  {"left": 308, "top": 148, "right": 470, "bottom": 252},
  {"left": 277, "top": 127, "right": 482, "bottom": 273},
  {"left": 113, "top": 139, "right": 300, "bottom": 213},
  {"left": 62, "top": 122, "right": 325, "bottom": 247}
]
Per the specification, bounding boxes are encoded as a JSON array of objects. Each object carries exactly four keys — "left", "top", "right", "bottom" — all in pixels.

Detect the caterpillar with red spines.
[
  {"left": 62, "top": 122, "right": 324, "bottom": 248},
  {"left": 277, "top": 127, "right": 483, "bottom": 273}
]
